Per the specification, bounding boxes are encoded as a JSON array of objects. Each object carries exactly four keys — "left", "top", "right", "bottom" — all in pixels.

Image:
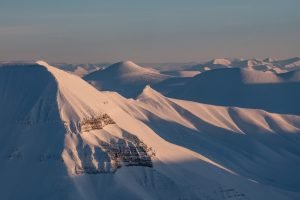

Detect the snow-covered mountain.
[
  {"left": 167, "top": 68, "right": 300, "bottom": 115},
  {"left": 106, "top": 86, "right": 300, "bottom": 199},
  {"left": 1, "top": 61, "right": 300, "bottom": 199},
  {"left": 51, "top": 63, "right": 107, "bottom": 77},
  {"left": 273, "top": 57, "right": 300, "bottom": 71},
  {"left": 188, "top": 57, "right": 300, "bottom": 73},
  {"left": 0, "top": 62, "right": 157, "bottom": 199},
  {"left": 27, "top": 57, "right": 300, "bottom": 79},
  {"left": 84, "top": 61, "right": 172, "bottom": 98}
]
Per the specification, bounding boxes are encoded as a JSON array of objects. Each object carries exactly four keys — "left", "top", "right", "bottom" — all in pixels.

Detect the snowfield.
[{"left": 0, "top": 60, "right": 300, "bottom": 200}]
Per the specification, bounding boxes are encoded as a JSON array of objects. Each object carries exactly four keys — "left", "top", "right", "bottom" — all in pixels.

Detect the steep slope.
[
  {"left": 106, "top": 86, "right": 300, "bottom": 198},
  {"left": 84, "top": 61, "right": 172, "bottom": 98},
  {"left": 0, "top": 62, "right": 159, "bottom": 199},
  {"left": 168, "top": 68, "right": 300, "bottom": 115}
]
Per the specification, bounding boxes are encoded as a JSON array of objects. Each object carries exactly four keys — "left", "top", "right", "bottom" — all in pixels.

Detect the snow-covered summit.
[
  {"left": 211, "top": 58, "right": 232, "bottom": 65},
  {"left": 105, "top": 60, "right": 152, "bottom": 74},
  {"left": 84, "top": 60, "right": 172, "bottom": 98},
  {"left": 36, "top": 61, "right": 115, "bottom": 124}
]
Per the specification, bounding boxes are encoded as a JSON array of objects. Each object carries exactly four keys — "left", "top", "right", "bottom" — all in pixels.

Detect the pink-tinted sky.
[{"left": 0, "top": 0, "right": 299, "bottom": 63}]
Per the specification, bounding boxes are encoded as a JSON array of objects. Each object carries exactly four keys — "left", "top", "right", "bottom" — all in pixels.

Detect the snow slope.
[
  {"left": 1, "top": 62, "right": 298, "bottom": 199},
  {"left": 168, "top": 68, "right": 300, "bottom": 115},
  {"left": 107, "top": 86, "right": 300, "bottom": 199},
  {"left": 161, "top": 70, "right": 200, "bottom": 77},
  {"left": 84, "top": 61, "right": 172, "bottom": 98},
  {"left": 151, "top": 58, "right": 288, "bottom": 91}
]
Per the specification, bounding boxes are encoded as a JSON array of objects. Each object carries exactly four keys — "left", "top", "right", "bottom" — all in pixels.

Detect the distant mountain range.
[{"left": 187, "top": 57, "right": 300, "bottom": 73}]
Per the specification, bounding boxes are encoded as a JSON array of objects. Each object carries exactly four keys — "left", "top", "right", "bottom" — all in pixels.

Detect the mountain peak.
[
  {"left": 140, "top": 85, "right": 159, "bottom": 96},
  {"left": 36, "top": 60, "right": 50, "bottom": 67},
  {"left": 137, "top": 85, "right": 166, "bottom": 102},
  {"left": 117, "top": 60, "right": 136, "bottom": 66},
  {"left": 84, "top": 61, "right": 171, "bottom": 98},
  {"left": 0, "top": 62, "right": 114, "bottom": 126},
  {"left": 107, "top": 60, "right": 147, "bottom": 74},
  {"left": 211, "top": 58, "right": 231, "bottom": 66}
]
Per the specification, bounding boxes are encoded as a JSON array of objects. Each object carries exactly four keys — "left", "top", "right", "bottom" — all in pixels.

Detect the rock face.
[
  {"left": 66, "top": 114, "right": 154, "bottom": 175},
  {"left": 73, "top": 133, "right": 154, "bottom": 174},
  {"left": 79, "top": 114, "right": 116, "bottom": 133},
  {"left": 0, "top": 62, "right": 155, "bottom": 175}
]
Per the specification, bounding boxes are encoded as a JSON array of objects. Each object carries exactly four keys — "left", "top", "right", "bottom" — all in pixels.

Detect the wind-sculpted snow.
[{"left": 1, "top": 61, "right": 300, "bottom": 199}]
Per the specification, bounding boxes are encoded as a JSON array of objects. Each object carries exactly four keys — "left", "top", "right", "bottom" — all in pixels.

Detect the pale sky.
[{"left": 0, "top": 0, "right": 299, "bottom": 63}]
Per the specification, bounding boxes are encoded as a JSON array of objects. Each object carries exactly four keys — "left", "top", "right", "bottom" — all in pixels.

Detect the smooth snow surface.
[
  {"left": 168, "top": 68, "right": 300, "bottom": 115},
  {"left": 0, "top": 61, "right": 300, "bottom": 200},
  {"left": 84, "top": 61, "right": 171, "bottom": 98},
  {"left": 161, "top": 70, "right": 200, "bottom": 77}
]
